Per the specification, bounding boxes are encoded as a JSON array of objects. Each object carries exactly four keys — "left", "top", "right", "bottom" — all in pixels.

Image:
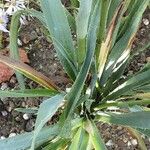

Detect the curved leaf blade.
[
  {"left": 40, "top": 0, "right": 77, "bottom": 80},
  {"left": 69, "top": 126, "right": 89, "bottom": 150},
  {"left": 0, "top": 89, "right": 58, "bottom": 98},
  {"left": 96, "top": 111, "right": 150, "bottom": 129},
  {"left": 0, "top": 55, "right": 59, "bottom": 91},
  {"left": 0, "top": 125, "right": 59, "bottom": 150},
  {"left": 65, "top": 0, "right": 101, "bottom": 117},
  {"left": 76, "top": 0, "right": 92, "bottom": 64},
  {"left": 105, "top": 68, "right": 150, "bottom": 101},
  {"left": 86, "top": 120, "right": 107, "bottom": 150},
  {"left": 100, "top": 0, "right": 149, "bottom": 85},
  {"left": 31, "top": 94, "right": 64, "bottom": 149}
]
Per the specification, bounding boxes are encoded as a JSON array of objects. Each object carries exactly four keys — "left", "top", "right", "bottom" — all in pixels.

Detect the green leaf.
[
  {"left": 100, "top": 0, "right": 149, "bottom": 85},
  {"left": 65, "top": 8, "right": 76, "bottom": 31},
  {"left": 104, "top": 68, "right": 150, "bottom": 101},
  {"left": 76, "top": 0, "right": 92, "bottom": 40},
  {"left": 97, "top": 3, "right": 124, "bottom": 79},
  {"left": 64, "top": 0, "right": 101, "bottom": 118},
  {"left": 97, "top": 0, "right": 111, "bottom": 43},
  {"left": 41, "top": 138, "right": 69, "bottom": 150},
  {"left": 76, "top": 0, "right": 92, "bottom": 64},
  {"left": 69, "top": 126, "right": 89, "bottom": 150},
  {"left": 10, "top": 10, "right": 25, "bottom": 89},
  {"left": 102, "top": 59, "right": 129, "bottom": 97},
  {"left": 9, "top": 9, "right": 47, "bottom": 89},
  {"left": 15, "top": 107, "right": 38, "bottom": 114},
  {"left": 107, "top": 0, "right": 122, "bottom": 26},
  {"left": 31, "top": 94, "right": 64, "bottom": 149},
  {"left": 86, "top": 120, "right": 107, "bottom": 150},
  {"left": 0, "top": 89, "right": 58, "bottom": 98},
  {"left": 136, "top": 128, "right": 150, "bottom": 138},
  {"left": 96, "top": 111, "right": 150, "bottom": 129},
  {"left": 0, "top": 125, "right": 59, "bottom": 150},
  {"left": 40, "top": 0, "right": 77, "bottom": 80},
  {"left": 70, "top": 0, "right": 79, "bottom": 7}
]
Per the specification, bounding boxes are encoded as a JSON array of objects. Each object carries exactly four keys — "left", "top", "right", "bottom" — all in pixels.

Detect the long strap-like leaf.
[
  {"left": 31, "top": 94, "right": 64, "bottom": 150},
  {"left": 65, "top": 0, "right": 101, "bottom": 117},
  {"left": 40, "top": 0, "right": 77, "bottom": 80},
  {"left": 0, "top": 89, "right": 58, "bottom": 98},
  {"left": 0, "top": 55, "right": 60, "bottom": 91}
]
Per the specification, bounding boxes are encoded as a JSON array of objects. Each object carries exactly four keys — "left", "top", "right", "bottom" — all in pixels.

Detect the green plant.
[{"left": 0, "top": 0, "right": 150, "bottom": 149}]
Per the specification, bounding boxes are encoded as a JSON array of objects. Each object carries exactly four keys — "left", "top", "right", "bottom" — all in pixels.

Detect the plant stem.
[{"left": 94, "top": 99, "right": 150, "bottom": 110}]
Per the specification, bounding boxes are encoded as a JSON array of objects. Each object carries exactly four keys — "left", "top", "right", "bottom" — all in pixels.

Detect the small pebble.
[
  {"left": 7, "top": 106, "right": 12, "bottom": 112},
  {"left": 127, "top": 141, "right": 132, "bottom": 146},
  {"left": 123, "top": 138, "right": 128, "bottom": 143},
  {"left": 106, "top": 140, "right": 114, "bottom": 146},
  {"left": 131, "top": 139, "right": 138, "bottom": 146},
  {"left": 143, "top": 18, "right": 149, "bottom": 26},
  {"left": 141, "top": 134, "right": 145, "bottom": 139},
  {"left": 21, "top": 101, "right": 26, "bottom": 107},
  {"left": 10, "top": 76, "right": 17, "bottom": 84},
  {"left": 9, "top": 133, "right": 16, "bottom": 137},
  {"left": 146, "top": 57, "right": 150, "bottom": 62},
  {"left": 0, "top": 136, "right": 6, "bottom": 139},
  {"left": 140, "top": 28, "right": 146, "bottom": 34},
  {"left": 25, "top": 119, "right": 35, "bottom": 132},
  {"left": 128, "top": 70, "right": 133, "bottom": 75},
  {"left": 15, "top": 116, "right": 21, "bottom": 122},
  {"left": 39, "top": 64, "right": 43, "bottom": 69},
  {"left": 66, "top": 88, "right": 71, "bottom": 93},
  {"left": 117, "top": 126, "right": 123, "bottom": 130},
  {"left": 1, "top": 111, "right": 8, "bottom": 117},
  {"left": 1, "top": 83, "right": 8, "bottom": 90},
  {"left": 23, "top": 113, "right": 30, "bottom": 120}
]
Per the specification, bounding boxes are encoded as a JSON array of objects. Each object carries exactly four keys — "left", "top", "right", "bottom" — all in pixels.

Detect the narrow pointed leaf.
[
  {"left": 87, "top": 120, "right": 107, "bottom": 150},
  {"left": 96, "top": 111, "right": 150, "bottom": 129},
  {"left": 15, "top": 107, "right": 38, "bottom": 114},
  {"left": 9, "top": 9, "right": 47, "bottom": 89},
  {"left": 64, "top": 0, "right": 101, "bottom": 118},
  {"left": 136, "top": 128, "right": 150, "bottom": 138},
  {"left": 76, "top": 0, "right": 92, "bottom": 64},
  {"left": 41, "top": 138, "right": 69, "bottom": 150},
  {"left": 31, "top": 94, "right": 64, "bottom": 150},
  {"left": 105, "top": 68, "right": 150, "bottom": 101},
  {"left": 97, "top": 0, "right": 111, "bottom": 44},
  {"left": 0, "top": 55, "right": 59, "bottom": 91},
  {"left": 101, "top": 0, "right": 149, "bottom": 85},
  {"left": 69, "top": 127, "right": 89, "bottom": 150},
  {"left": 0, "top": 125, "right": 59, "bottom": 150},
  {"left": 40, "top": 0, "right": 77, "bottom": 80},
  {"left": 98, "top": 4, "right": 123, "bottom": 79},
  {"left": 10, "top": 10, "right": 25, "bottom": 89},
  {"left": 0, "top": 89, "right": 59, "bottom": 98}
]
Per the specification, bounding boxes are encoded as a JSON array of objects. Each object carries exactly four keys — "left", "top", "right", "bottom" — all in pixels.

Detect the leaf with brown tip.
[
  {"left": 0, "top": 55, "right": 60, "bottom": 91},
  {"left": 98, "top": 3, "right": 124, "bottom": 79}
]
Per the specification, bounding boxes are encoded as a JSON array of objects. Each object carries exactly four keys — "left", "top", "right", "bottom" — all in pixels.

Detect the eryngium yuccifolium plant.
[{"left": 0, "top": 0, "right": 150, "bottom": 149}]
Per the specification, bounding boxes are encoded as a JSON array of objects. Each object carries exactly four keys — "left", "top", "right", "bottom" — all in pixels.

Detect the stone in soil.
[
  {"left": 25, "top": 119, "right": 35, "bottom": 132},
  {"left": 9, "top": 133, "right": 16, "bottom": 137},
  {"left": 23, "top": 113, "right": 30, "bottom": 120}
]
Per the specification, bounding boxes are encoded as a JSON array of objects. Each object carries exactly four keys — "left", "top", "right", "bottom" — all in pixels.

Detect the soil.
[{"left": 0, "top": 6, "right": 149, "bottom": 150}]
